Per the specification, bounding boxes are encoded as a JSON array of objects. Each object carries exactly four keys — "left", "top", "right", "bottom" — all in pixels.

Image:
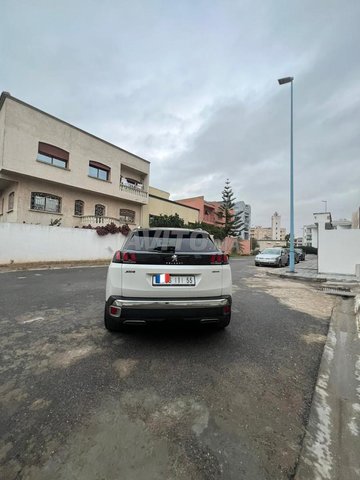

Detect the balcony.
[
  {"left": 80, "top": 215, "right": 134, "bottom": 227},
  {"left": 119, "top": 183, "right": 148, "bottom": 198},
  {"left": 203, "top": 214, "right": 218, "bottom": 225}
]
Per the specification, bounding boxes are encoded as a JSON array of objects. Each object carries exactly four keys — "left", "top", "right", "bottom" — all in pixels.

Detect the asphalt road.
[{"left": 0, "top": 258, "right": 335, "bottom": 480}]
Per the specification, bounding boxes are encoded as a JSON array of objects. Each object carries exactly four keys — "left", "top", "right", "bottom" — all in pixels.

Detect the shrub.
[
  {"left": 80, "top": 222, "right": 130, "bottom": 236},
  {"left": 301, "top": 245, "right": 318, "bottom": 254}
]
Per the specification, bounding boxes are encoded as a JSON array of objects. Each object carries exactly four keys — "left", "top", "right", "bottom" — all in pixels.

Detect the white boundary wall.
[
  {"left": 318, "top": 228, "right": 360, "bottom": 275},
  {"left": 0, "top": 223, "right": 126, "bottom": 264}
]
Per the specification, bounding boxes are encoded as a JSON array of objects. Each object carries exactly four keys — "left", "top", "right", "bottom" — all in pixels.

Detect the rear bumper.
[{"left": 106, "top": 295, "right": 231, "bottom": 324}]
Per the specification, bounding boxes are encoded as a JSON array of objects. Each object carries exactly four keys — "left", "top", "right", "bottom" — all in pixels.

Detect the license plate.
[{"left": 152, "top": 274, "right": 195, "bottom": 286}]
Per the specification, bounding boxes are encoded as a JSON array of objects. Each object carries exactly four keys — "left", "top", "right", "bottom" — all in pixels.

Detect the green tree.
[
  {"left": 284, "top": 233, "right": 290, "bottom": 247},
  {"left": 189, "top": 222, "right": 227, "bottom": 240},
  {"left": 217, "top": 179, "right": 242, "bottom": 237},
  {"left": 149, "top": 213, "right": 185, "bottom": 228}
]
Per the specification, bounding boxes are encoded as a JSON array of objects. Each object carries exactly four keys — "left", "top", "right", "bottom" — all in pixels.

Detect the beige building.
[
  {"left": 142, "top": 187, "right": 199, "bottom": 226},
  {"left": 250, "top": 226, "right": 273, "bottom": 240},
  {"left": 251, "top": 212, "right": 286, "bottom": 241},
  {"left": 271, "top": 211, "right": 282, "bottom": 240},
  {"left": 0, "top": 92, "right": 150, "bottom": 228},
  {"left": 257, "top": 239, "right": 286, "bottom": 250}
]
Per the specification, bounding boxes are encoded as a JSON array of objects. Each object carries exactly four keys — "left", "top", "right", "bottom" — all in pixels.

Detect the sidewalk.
[
  {"left": 263, "top": 255, "right": 360, "bottom": 477},
  {"left": 264, "top": 255, "right": 360, "bottom": 285},
  {"left": 295, "top": 295, "right": 360, "bottom": 479}
]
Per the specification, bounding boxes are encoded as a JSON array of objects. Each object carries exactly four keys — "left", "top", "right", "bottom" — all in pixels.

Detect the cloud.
[{"left": 1, "top": 0, "right": 360, "bottom": 235}]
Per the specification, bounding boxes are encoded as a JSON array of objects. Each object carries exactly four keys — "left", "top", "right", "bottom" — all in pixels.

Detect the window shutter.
[
  {"left": 89, "top": 161, "right": 110, "bottom": 171},
  {"left": 38, "top": 143, "right": 69, "bottom": 161}
]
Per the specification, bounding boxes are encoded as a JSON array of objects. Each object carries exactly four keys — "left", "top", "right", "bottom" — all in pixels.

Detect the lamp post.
[{"left": 278, "top": 76, "right": 295, "bottom": 273}]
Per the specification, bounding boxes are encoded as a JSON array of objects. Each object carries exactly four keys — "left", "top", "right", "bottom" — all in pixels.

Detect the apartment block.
[{"left": 234, "top": 201, "right": 251, "bottom": 239}]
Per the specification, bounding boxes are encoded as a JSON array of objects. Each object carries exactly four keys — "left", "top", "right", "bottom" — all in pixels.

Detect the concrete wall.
[
  {"left": 318, "top": 228, "right": 360, "bottom": 275},
  {"left": 0, "top": 223, "right": 126, "bottom": 264},
  {"left": 257, "top": 239, "right": 286, "bottom": 250}
]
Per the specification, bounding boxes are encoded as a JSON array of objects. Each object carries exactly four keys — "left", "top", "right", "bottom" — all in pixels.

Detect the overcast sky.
[{"left": 1, "top": 0, "right": 359, "bottom": 235}]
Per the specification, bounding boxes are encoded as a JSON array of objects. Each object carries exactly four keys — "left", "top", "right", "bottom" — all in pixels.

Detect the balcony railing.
[
  {"left": 80, "top": 215, "right": 132, "bottom": 227},
  {"left": 119, "top": 183, "right": 148, "bottom": 199}
]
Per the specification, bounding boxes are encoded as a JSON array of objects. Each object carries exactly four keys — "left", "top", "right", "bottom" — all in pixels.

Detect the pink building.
[{"left": 176, "top": 196, "right": 224, "bottom": 225}]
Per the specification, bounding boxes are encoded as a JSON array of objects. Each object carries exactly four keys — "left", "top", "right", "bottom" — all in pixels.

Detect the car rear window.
[
  {"left": 124, "top": 230, "right": 218, "bottom": 253},
  {"left": 261, "top": 248, "right": 281, "bottom": 255}
]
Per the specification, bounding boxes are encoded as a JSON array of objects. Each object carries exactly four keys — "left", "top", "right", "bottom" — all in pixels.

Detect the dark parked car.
[{"left": 295, "top": 248, "right": 305, "bottom": 261}]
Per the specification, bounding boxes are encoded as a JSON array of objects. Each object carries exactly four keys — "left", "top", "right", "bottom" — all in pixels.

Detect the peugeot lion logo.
[{"left": 166, "top": 254, "right": 182, "bottom": 265}]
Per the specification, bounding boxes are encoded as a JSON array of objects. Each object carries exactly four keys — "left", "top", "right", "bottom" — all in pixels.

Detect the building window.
[
  {"left": 74, "top": 200, "right": 84, "bottom": 216},
  {"left": 37, "top": 142, "right": 69, "bottom": 169},
  {"left": 8, "top": 192, "right": 15, "bottom": 211},
  {"left": 31, "top": 192, "right": 61, "bottom": 213},
  {"left": 0, "top": 197, "right": 4, "bottom": 215},
  {"left": 95, "top": 204, "right": 105, "bottom": 217},
  {"left": 120, "top": 208, "right": 135, "bottom": 223},
  {"left": 89, "top": 161, "right": 110, "bottom": 181}
]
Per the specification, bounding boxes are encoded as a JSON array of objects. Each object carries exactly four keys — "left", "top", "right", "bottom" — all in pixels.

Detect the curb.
[
  {"left": 265, "top": 271, "right": 326, "bottom": 283},
  {"left": 294, "top": 297, "right": 360, "bottom": 479},
  {"left": 0, "top": 260, "right": 110, "bottom": 273},
  {"left": 355, "top": 294, "right": 360, "bottom": 338},
  {"left": 265, "top": 270, "right": 360, "bottom": 285}
]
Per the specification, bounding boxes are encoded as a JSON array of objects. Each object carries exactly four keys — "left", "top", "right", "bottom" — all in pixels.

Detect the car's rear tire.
[{"left": 104, "top": 307, "right": 126, "bottom": 332}]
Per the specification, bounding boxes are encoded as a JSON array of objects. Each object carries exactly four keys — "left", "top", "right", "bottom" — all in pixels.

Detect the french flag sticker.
[{"left": 156, "top": 273, "right": 171, "bottom": 284}]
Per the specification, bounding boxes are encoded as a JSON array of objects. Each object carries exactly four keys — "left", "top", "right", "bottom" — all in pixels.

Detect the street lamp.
[{"left": 278, "top": 76, "right": 295, "bottom": 273}]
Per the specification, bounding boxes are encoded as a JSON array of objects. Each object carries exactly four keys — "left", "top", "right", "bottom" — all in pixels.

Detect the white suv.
[{"left": 105, "top": 228, "right": 232, "bottom": 331}]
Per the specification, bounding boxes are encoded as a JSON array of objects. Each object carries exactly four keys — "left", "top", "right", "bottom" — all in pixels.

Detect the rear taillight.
[
  {"left": 122, "top": 252, "right": 137, "bottom": 263},
  {"left": 113, "top": 250, "right": 122, "bottom": 263},
  {"left": 112, "top": 251, "right": 137, "bottom": 263},
  {"left": 210, "top": 254, "right": 229, "bottom": 265}
]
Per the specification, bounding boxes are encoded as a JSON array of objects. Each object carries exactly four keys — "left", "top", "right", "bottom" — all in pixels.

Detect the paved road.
[{"left": 0, "top": 258, "right": 334, "bottom": 480}]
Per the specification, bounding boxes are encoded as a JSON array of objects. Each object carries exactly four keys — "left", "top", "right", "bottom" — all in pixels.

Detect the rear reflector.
[
  {"left": 110, "top": 305, "right": 121, "bottom": 316},
  {"left": 223, "top": 305, "right": 231, "bottom": 314}
]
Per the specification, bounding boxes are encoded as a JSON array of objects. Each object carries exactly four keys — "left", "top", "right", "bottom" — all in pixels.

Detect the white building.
[
  {"left": 303, "top": 214, "right": 352, "bottom": 247},
  {"left": 271, "top": 211, "right": 281, "bottom": 240}
]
